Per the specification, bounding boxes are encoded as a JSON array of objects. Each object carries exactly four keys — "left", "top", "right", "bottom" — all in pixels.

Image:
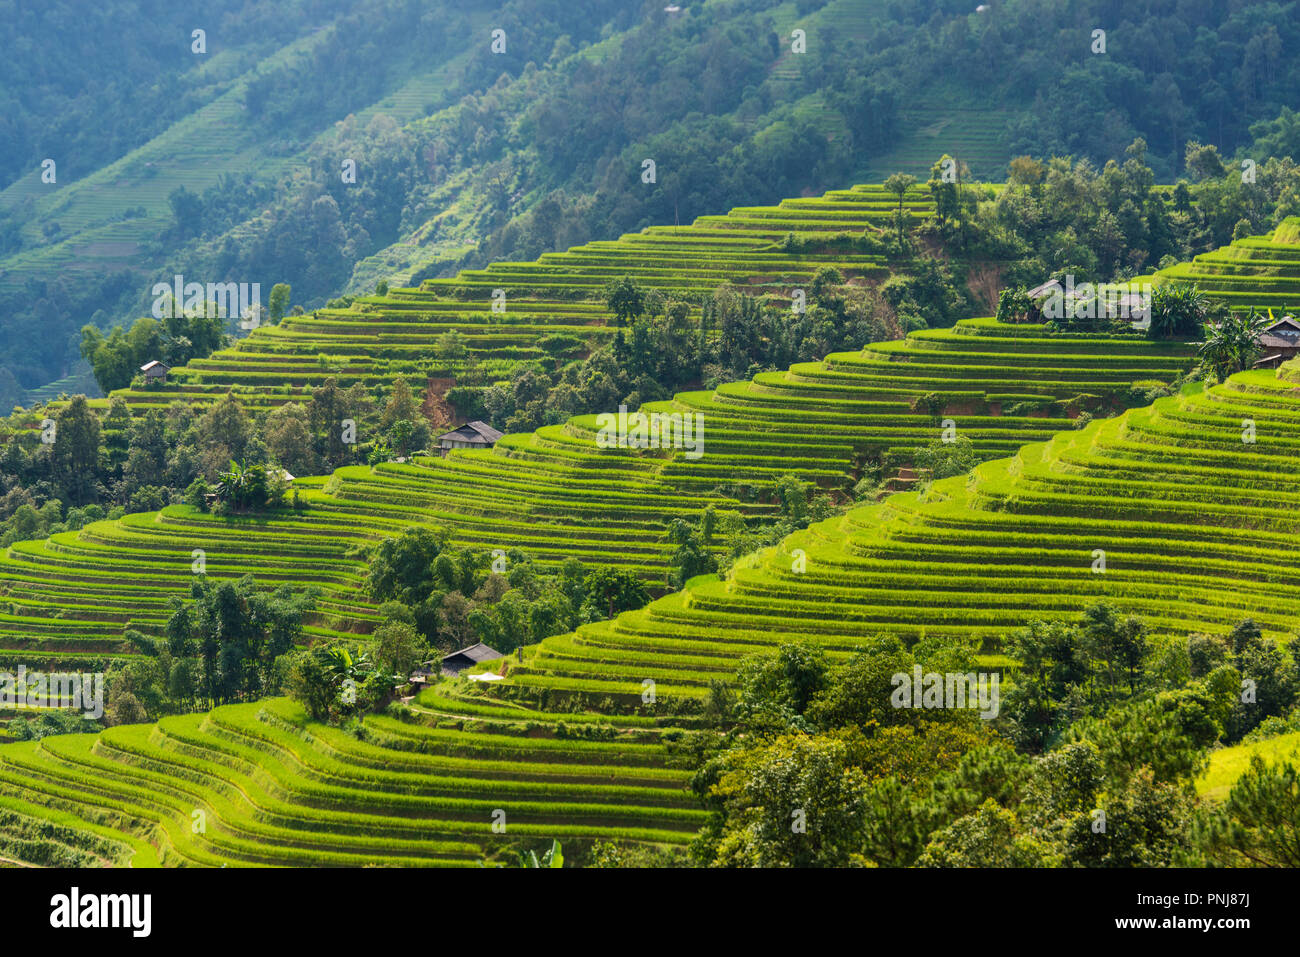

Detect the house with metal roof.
[
  {"left": 1254, "top": 316, "right": 1300, "bottom": 368},
  {"left": 441, "top": 642, "right": 504, "bottom": 676},
  {"left": 140, "top": 360, "right": 170, "bottom": 383},
  {"left": 436, "top": 420, "right": 504, "bottom": 455}
]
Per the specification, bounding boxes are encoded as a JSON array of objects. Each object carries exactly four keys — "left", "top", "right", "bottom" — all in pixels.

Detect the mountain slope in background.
[{"left": 5, "top": 0, "right": 1300, "bottom": 409}]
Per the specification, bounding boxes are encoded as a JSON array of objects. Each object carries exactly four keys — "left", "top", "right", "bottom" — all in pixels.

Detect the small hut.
[
  {"left": 140, "top": 360, "right": 170, "bottom": 384},
  {"left": 441, "top": 642, "right": 504, "bottom": 677},
  {"left": 1258, "top": 316, "right": 1300, "bottom": 363},
  {"left": 437, "top": 420, "right": 504, "bottom": 456}
]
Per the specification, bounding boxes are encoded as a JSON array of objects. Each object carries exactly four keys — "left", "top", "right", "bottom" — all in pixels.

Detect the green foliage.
[
  {"left": 603, "top": 276, "right": 645, "bottom": 328},
  {"left": 913, "top": 435, "right": 977, "bottom": 482},
  {"left": 267, "top": 284, "right": 292, "bottom": 325},
  {"left": 666, "top": 513, "right": 718, "bottom": 589},
  {"left": 1198, "top": 308, "right": 1266, "bottom": 379},
  {"left": 1148, "top": 282, "right": 1212, "bottom": 339},
  {"left": 1197, "top": 756, "right": 1300, "bottom": 867},
  {"left": 212, "top": 459, "right": 278, "bottom": 511},
  {"left": 164, "top": 575, "right": 319, "bottom": 709},
  {"left": 581, "top": 567, "right": 648, "bottom": 621},
  {"left": 80, "top": 313, "right": 227, "bottom": 394},
  {"left": 517, "top": 839, "right": 563, "bottom": 868}
]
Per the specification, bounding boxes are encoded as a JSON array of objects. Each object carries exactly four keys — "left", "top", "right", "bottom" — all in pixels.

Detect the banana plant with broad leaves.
[
  {"left": 518, "top": 840, "right": 564, "bottom": 868},
  {"left": 1198, "top": 307, "right": 1267, "bottom": 379}
]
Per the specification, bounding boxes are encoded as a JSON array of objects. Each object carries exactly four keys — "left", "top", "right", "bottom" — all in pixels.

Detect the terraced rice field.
[
  {"left": 0, "top": 320, "right": 1194, "bottom": 671},
  {"left": 861, "top": 106, "right": 1018, "bottom": 181},
  {"left": 0, "top": 352, "right": 1293, "bottom": 866},
  {"left": 528, "top": 366, "right": 1300, "bottom": 698},
  {"left": 0, "top": 695, "right": 703, "bottom": 866},
  {"left": 1145, "top": 216, "right": 1300, "bottom": 314},
  {"left": 98, "top": 182, "right": 938, "bottom": 416}
]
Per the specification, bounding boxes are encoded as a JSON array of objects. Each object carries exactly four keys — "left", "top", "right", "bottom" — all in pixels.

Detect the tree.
[
  {"left": 737, "top": 643, "right": 831, "bottom": 728},
  {"left": 704, "top": 730, "right": 870, "bottom": 868},
  {"left": 1003, "top": 618, "right": 1092, "bottom": 750},
  {"left": 995, "top": 286, "right": 1033, "bottom": 324},
  {"left": 184, "top": 478, "right": 210, "bottom": 510},
  {"left": 666, "top": 516, "right": 718, "bottom": 588},
  {"left": 518, "top": 839, "right": 564, "bottom": 868},
  {"left": 1148, "top": 282, "right": 1211, "bottom": 338},
  {"left": 1067, "top": 698, "right": 1207, "bottom": 787},
  {"left": 267, "top": 283, "right": 291, "bottom": 325},
  {"left": 603, "top": 276, "right": 645, "bottom": 327},
  {"left": 1081, "top": 602, "right": 1149, "bottom": 699},
  {"left": 916, "top": 800, "right": 1060, "bottom": 867},
  {"left": 213, "top": 460, "right": 270, "bottom": 510},
  {"left": 581, "top": 567, "right": 648, "bottom": 619},
  {"left": 366, "top": 527, "right": 448, "bottom": 605},
  {"left": 262, "top": 402, "right": 318, "bottom": 475},
  {"left": 1198, "top": 756, "right": 1300, "bottom": 867},
  {"left": 913, "top": 435, "right": 977, "bottom": 481},
  {"left": 1198, "top": 308, "right": 1266, "bottom": 379},
  {"left": 435, "top": 330, "right": 468, "bottom": 361},
  {"left": 50, "top": 395, "right": 102, "bottom": 504},
  {"left": 197, "top": 392, "right": 252, "bottom": 465},
  {"left": 379, "top": 378, "right": 420, "bottom": 431},
  {"left": 282, "top": 648, "right": 335, "bottom": 721},
  {"left": 167, "top": 576, "right": 317, "bottom": 706},
  {"left": 1060, "top": 767, "right": 1196, "bottom": 867},
  {"left": 927, "top": 154, "right": 966, "bottom": 229},
  {"left": 168, "top": 186, "right": 203, "bottom": 234},
  {"left": 308, "top": 377, "right": 368, "bottom": 466},
  {"left": 883, "top": 172, "right": 917, "bottom": 244},
  {"left": 1184, "top": 141, "right": 1226, "bottom": 181},
  {"left": 1006, "top": 156, "right": 1045, "bottom": 186}
]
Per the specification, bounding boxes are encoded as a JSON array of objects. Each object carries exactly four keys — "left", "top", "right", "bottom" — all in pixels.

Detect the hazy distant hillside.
[{"left": 4, "top": 0, "right": 1300, "bottom": 407}]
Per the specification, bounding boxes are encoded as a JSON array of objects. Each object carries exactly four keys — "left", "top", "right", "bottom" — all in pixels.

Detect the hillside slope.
[
  {"left": 0, "top": 319, "right": 1194, "bottom": 671},
  {"left": 0, "top": 360, "right": 1296, "bottom": 866},
  {"left": 93, "top": 180, "right": 939, "bottom": 416},
  {"left": 1146, "top": 216, "right": 1300, "bottom": 314}
]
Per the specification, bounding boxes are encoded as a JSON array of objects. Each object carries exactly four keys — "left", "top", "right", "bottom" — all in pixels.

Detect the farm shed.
[
  {"left": 1257, "top": 316, "right": 1300, "bottom": 363},
  {"left": 437, "top": 420, "right": 504, "bottom": 455},
  {"left": 140, "top": 360, "right": 170, "bottom": 383},
  {"left": 441, "top": 642, "right": 504, "bottom": 676}
]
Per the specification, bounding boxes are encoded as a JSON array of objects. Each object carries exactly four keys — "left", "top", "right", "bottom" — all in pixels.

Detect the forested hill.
[{"left": 5, "top": 0, "right": 1300, "bottom": 405}]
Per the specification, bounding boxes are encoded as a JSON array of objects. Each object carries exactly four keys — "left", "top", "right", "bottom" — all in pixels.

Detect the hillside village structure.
[
  {"left": 440, "top": 642, "right": 504, "bottom": 676},
  {"left": 437, "top": 420, "right": 504, "bottom": 455},
  {"left": 1254, "top": 315, "right": 1300, "bottom": 367}
]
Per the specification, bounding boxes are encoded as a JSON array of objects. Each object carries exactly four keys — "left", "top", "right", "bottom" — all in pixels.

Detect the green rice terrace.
[
  {"left": 0, "top": 353, "right": 1295, "bottom": 866},
  {"left": 93, "top": 182, "right": 940, "bottom": 417},
  {"left": 0, "top": 319, "right": 1194, "bottom": 672},
  {"left": 1145, "top": 215, "right": 1300, "bottom": 315}
]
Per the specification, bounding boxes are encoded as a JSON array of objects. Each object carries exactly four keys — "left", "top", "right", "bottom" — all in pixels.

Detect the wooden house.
[
  {"left": 140, "top": 360, "right": 170, "bottom": 384},
  {"left": 437, "top": 420, "right": 504, "bottom": 456},
  {"left": 1255, "top": 316, "right": 1300, "bottom": 367},
  {"left": 441, "top": 642, "right": 504, "bottom": 677}
]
